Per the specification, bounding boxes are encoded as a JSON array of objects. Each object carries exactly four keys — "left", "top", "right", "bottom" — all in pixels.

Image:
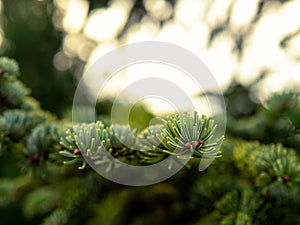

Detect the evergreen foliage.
[{"left": 1, "top": 57, "right": 300, "bottom": 225}]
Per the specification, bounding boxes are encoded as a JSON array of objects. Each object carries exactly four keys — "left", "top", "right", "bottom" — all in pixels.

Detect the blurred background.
[
  {"left": 1, "top": 0, "right": 300, "bottom": 117},
  {"left": 1, "top": 1, "right": 300, "bottom": 225}
]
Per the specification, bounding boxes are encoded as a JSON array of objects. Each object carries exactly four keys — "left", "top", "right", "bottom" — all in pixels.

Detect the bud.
[{"left": 74, "top": 149, "right": 81, "bottom": 155}]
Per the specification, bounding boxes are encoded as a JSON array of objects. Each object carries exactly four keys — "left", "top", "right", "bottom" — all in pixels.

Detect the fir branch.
[
  {"left": 0, "top": 57, "right": 20, "bottom": 78},
  {"left": 0, "top": 79, "right": 30, "bottom": 109},
  {"left": 2, "top": 56, "right": 300, "bottom": 225},
  {"left": 21, "top": 96, "right": 41, "bottom": 111},
  {"left": 22, "top": 124, "right": 59, "bottom": 179},
  {"left": 0, "top": 109, "right": 52, "bottom": 142},
  {"left": 24, "top": 123, "right": 60, "bottom": 165},
  {"left": 0, "top": 110, "right": 38, "bottom": 141},
  {"left": 227, "top": 91, "right": 300, "bottom": 149},
  {"left": 255, "top": 144, "right": 300, "bottom": 198},
  {"left": 214, "top": 189, "right": 267, "bottom": 225},
  {"left": 58, "top": 112, "right": 224, "bottom": 171},
  {"left": 59, "top": 121, "right": 112, "bottom": 170},
  {"left": 108, "top": 124, "right": 138, "bottom": 151},
  {"left": 140, "top": 112, "right": 223, "bottom": 164}
]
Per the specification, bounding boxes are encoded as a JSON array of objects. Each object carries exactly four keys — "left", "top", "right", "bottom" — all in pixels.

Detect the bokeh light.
[{"left": 1, "top": 0, "right": 300, "bottom": 114}]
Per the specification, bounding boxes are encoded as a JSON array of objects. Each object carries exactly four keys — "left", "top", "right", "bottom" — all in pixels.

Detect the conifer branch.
[{"left": 59, "top": 112, "right": 224, "bottom": 171}]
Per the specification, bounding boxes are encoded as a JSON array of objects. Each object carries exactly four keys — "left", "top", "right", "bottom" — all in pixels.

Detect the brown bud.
[
  {"left": 28, "top": 154, "right": 39, "bottom": 164},
  {"left": 74, "top": 149, "right": 81, "bottom": 155},
  {"left": 192, "top": 141, "right": 199, "bottom": 147},
  {"left": 198, "top": 140, "right": 204, "bottom": 145},
  {"left": 282, "top": 175, "right": 290, "bottom": 182},
  {"left": 185, "top": 142, "right": 191, "bottom": 148}
]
